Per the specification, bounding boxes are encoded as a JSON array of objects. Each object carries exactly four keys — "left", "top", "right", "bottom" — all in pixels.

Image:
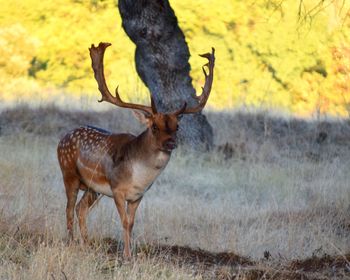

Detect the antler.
[
  {"left": 89, "top": 42, "right": 153, "bottom": 115},
  {"left": 183, "top": 48, "right": 215, "bottom": 114}
]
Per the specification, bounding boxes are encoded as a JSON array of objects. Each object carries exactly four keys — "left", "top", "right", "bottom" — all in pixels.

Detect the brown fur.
[
  {"left": 57, "top": 115, "right": 180, "bottom": 258},
  {"left": 57, "top": 43, "right": 214, "bottom": 259}
]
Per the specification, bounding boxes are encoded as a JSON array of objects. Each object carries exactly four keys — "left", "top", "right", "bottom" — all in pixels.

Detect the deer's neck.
[
  {"left": 132, "top": 129, "right": 170, "bottom": 169},
  {"left": 121, "top": 129, "right": 170, "bottom": 199}
]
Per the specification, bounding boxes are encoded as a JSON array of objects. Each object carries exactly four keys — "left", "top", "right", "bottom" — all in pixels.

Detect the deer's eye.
[
  {"left": 176, "top": 125, "right": 179, "bottom": 131},
  {"left": 151, "top": 124, "right": 158, "bottom": 133}
]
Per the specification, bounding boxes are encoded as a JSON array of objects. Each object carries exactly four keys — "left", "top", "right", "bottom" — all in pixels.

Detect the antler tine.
[
  {"left": 151, "top": 96, "right": 157, "bottom": 114},
  {"left": 89, "top": 42, "right": 153, "bottom": 115},
  {"left": 183, "top": 47, "right": 215, "bottom": 114}
]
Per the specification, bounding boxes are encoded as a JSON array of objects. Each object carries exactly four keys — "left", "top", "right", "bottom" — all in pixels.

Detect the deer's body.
[
  {"left": 57, "top": 42, "right": 214, "bottom": 258},
  {"left": 58, "top": 126, "right": 169, "bottom": 201}
]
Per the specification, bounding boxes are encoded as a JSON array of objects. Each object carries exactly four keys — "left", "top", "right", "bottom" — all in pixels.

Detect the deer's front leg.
[
  {"left": 113, "top": 191, "right": 132, "bottom": 259},
  {"left": 126, "top": 198, "right": 142, "bottom": 247}
]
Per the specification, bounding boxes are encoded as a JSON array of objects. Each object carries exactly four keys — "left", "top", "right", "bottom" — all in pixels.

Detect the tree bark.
[{"left": 118, "top": 0, "right": 213, "bottom": 150}]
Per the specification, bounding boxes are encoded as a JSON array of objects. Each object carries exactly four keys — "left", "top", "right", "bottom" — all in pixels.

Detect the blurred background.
[
  {"left": 1, "top": 0, "right": 350, "bottom": 117},
  {"left": 1, "top": 2, "right": 350, "bottom": 277}
]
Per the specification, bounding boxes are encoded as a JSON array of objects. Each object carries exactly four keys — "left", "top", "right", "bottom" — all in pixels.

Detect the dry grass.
[{"left": 0, "top": 105, "right": 349, "bottom": 279}]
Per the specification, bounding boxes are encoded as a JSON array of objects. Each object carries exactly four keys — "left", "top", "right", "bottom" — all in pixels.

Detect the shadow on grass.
[
  {"left": 1, "top": 227, "right": 349, "bottom": 279},
  {"left": 100, "top": 237, "right": 350, "bottom": 280}
]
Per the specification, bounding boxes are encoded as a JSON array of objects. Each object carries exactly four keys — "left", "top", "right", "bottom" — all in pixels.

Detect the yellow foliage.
[
  {"left": 0, "top": 24, "right": 40, "bottom": 77},
  {"left": 0, "top": 0, "right": 350, "bottom": 117}
]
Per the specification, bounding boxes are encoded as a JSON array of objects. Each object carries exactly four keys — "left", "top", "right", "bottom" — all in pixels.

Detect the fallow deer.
[{"left": 57, "top": 42, "right": 215, "bottom": 258}]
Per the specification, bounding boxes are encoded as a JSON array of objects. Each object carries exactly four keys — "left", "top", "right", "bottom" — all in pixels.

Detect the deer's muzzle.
[{"left": 163, "top": 139, "right": 177, "bottom": 151}]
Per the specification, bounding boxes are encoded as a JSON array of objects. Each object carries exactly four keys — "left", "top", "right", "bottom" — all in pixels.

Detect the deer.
[{"left": 57, "top": 42, "right": 215, "bottom": 258}]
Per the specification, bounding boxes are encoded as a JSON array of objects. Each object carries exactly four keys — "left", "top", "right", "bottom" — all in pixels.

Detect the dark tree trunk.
[{"left": 118, "top": 0, "right": 213, "bottom": 150}]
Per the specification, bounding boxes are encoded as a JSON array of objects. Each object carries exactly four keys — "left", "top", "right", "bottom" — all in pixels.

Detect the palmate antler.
[
  {"left": 89, "top": 42, "right": 153, "bottom": 115},
  {"left": 183, "top": 47, "right": 215, "bottom": 114},
  {"left": 89, "top": 42, "right": 215, "bottom": 115}
]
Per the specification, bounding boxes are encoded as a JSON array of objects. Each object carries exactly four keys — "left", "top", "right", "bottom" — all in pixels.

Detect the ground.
[{"left": 0, "top": 106, "right": 349, "bottom": 279}]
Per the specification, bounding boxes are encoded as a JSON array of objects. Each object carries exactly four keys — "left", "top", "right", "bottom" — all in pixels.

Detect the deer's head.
[{"left": 89, "top": 42, "right": 215, "bottom": 152}]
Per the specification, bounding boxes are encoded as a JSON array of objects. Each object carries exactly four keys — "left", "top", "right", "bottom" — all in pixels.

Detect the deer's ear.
[{"left": 133, "top": 110, "right": 152, "bottom": 126}]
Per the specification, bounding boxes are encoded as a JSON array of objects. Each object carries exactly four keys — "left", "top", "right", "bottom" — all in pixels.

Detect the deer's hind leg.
[
  {"left": 63, "top": 175, "right": 80, "bottom": 242},
  {"left": 76, "top": 187, "right": 99, "bottom": 244}
]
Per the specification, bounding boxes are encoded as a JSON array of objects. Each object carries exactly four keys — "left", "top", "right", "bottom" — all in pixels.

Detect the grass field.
[{"left": 0, "top": 105, "right": 349, "bottom": 279}]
